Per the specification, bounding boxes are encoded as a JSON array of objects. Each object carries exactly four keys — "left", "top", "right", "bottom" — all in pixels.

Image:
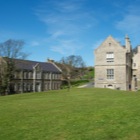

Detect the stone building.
[
  {"left": 0, "top": 57, "right": 62, "bottom": 94},
  {"left": 94, "top": 35, "right": 132, "bottom": 90},
  {"left": 132, "top": 46, "right": 140, "bottom": 90}
]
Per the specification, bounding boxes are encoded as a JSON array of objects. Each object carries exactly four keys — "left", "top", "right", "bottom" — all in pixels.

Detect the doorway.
[{"left": 36, "top": 83, "right": 41, "bottom": 92}]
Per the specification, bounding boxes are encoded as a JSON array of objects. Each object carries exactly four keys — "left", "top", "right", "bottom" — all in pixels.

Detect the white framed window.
[
  {"left": 106, "top": 52, "right": 114, "bottom": 62},
  {"left": 107, "top": 69, "right": 114, "bottom": 79}
]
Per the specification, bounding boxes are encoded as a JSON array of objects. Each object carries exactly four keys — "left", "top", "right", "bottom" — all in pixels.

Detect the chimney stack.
[{"left": 125, "top": 35, "right": 131, "bottom": 53}]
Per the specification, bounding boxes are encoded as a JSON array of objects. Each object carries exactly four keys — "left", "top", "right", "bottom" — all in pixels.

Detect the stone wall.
[{"left": 94, "top": 36, "right": 132, "bottom": 91}]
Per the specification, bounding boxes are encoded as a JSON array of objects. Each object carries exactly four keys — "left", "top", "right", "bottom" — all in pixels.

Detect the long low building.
[{"left": 0, "top": 57, "right": 62, "bottom": 94}]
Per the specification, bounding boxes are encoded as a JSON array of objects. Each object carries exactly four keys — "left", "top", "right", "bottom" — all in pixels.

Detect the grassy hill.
[
  {"left": 0, "top": 88, "right": 140, "bottom": 140},
  {"left": 83, "top": 67, "right": 94, "bottom": 79}
]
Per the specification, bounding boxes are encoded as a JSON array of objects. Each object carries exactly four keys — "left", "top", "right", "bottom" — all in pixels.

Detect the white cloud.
[
  {"left": 116, "top": 5, "right": 140, "bottom": 34},
  {"left": 115, "top": 4, "right": 140, "bottom": 47},
  {"left": 34, "top": 0, "right": 97, "bottom": 55},
  {"left": 116, "top": 15, "right": 140, "bottom": 34},
  {"left": 30, "top": 41, "right": 40, "bottom": 46},
  {"left": 54, "top": 0, "right": 82, "bottom": 13},
  {"left": 50, "top": 39, "right": 83, "bottom": 55}
]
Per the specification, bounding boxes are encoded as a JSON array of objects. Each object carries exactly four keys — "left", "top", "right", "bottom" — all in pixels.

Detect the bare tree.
[
  {"left": 0, "top": 39, "right": 28, "bottom": 59},
  {"left": 0, "top": 39, "right": 29, "bottom": 95},
  {"left": 60, "top": 55, "right": 86, "bottom": 68},
  {"left": 59, "top": 55, "right": 86, "bottom": 79}
]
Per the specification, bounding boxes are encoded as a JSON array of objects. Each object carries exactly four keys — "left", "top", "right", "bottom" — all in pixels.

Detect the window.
[
  {"left": 30, "top": 84, "right": 33, "bottom": 91},
  {"left": 58, "top": 74, "right": 61, "bottom": 79},
  {"left": 133, "top": 75, "right": 137, "bottom": 81},
  {"left": 14, "top": 84, "right": 17, "bottom": 91},
  {"left": 17, "top": 72, "right": 21, "bottom": 79},
  {"left": 24, "top": 72, "right": 28, "bottom": 79},
  {"left": 36, "top": 72, "right": 41, "bottom": 79},
  {"left": 52, "top": 74, "right": 57, "bottom": 79},
  {"left": 24, "top": 72, "right": 26, "bottom": 79},
  {"left": 29, "top": 72, "right": 33, "bottom": 79},
  {"left": 44, "top": 73, "right": 49, "bottom": 79},
  {"left": 106, "top": 52, "right": 114, "bottom": 62},
  {"left": 17, "top": 83, "right": 21, "bottom": 91},
  {"left": 107, "top": 69, "right": 114, "bottom": 79},
  {"left": 23, "top": 83, "right": 26, "bottom": 91},
  {"left": 27, "top": 83, "right": 30, "bottom": 91},
  {"left": 52, "top": 74, "right": 54, "bottom": 79},
  {"left": 133, "top": 63, "right": 136, "bottom": 67}
]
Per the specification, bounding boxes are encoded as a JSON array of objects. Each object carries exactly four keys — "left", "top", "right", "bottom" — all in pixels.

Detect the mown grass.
[{"left": 0, "top": 88, "right": 140, "bottom": 140}]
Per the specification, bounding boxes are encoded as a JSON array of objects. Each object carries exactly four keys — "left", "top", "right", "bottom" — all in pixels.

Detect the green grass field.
[{"left": 0, "top": 88, "right": 140, "bottom": 140}]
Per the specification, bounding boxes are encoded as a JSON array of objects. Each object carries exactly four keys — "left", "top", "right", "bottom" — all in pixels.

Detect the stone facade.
[
  {"left": 94, "top": 35, "right": 133, "bottom": 90},
  {"left": 132, "top": 46, "right": 140, "bottom": 90}
]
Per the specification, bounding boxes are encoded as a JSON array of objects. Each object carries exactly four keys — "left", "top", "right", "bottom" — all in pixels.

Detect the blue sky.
[{"left": 1, "top": 0, "right": 140, "bottom": 66}]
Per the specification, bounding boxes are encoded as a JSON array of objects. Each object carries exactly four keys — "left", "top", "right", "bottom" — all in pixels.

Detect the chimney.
[
  {"left": 125, "top": 35, "right": 131, "bottom": 53},
  {"left": 47, "top": 58, "right": 54, "bottom": 63},
  {"left": 138, "top": 45, "right": 140, "bottom": 53}
]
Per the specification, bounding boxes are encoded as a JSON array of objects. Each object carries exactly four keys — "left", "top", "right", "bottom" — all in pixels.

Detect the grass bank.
[{"left": 0, "top": 88, "right": 140, "bottom": 140}]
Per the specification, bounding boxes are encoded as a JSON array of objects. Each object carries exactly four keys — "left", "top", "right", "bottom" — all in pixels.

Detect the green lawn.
[{"left": 0, "top": 88, "right": 140, "bottom": 140}]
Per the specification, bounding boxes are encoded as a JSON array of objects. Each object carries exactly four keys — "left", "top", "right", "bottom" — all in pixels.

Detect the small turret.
[
  {"left": 125, "top": 35, "right": 132, "bottom": 53},
  {"left": 137, "top": 45, "right": 140, "bottom": 53}
]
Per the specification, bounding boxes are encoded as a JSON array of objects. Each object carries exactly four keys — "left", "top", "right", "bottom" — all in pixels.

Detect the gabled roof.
[
  {"left": 95, "top": 35, "right": 125, "bottom": 51},
  {"left": 4, "top": 58, "right": 62, "bottom": 73}
]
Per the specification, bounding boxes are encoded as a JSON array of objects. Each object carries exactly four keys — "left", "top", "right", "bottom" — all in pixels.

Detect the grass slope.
[
  {"left": 0, "top": 88, "right": 140, "bottom": 140},
  {"left": 83, "top": 68, "right": 94, "bottom": 79}
]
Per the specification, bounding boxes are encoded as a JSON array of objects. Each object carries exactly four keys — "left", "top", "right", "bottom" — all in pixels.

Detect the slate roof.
[{"left": 5, "top": 58, "right": 62, "bottom": 73}]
